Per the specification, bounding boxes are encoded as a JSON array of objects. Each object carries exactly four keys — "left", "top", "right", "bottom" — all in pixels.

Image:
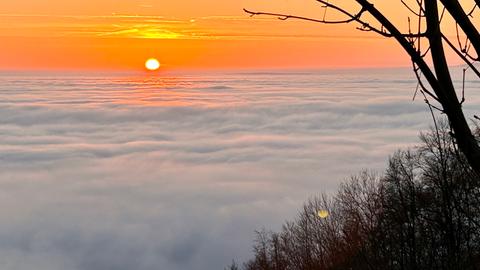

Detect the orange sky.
[{"left": 0, "top": 0, "right": 469, "bottom": 71}]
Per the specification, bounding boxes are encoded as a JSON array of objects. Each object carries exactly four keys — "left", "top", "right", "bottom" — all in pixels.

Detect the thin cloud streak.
[{"left": 0, "top": 13, "right": 394, "bottom": 40}]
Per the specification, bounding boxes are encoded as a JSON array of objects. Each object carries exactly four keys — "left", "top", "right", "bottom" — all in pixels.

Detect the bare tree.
[
  {"left": 244, "top": 0, "right": 480, "bottom": 174},
  {"left": 225, "top": 260, "right": 241, "bottom": 270},
  {"left": 238, "top": 123, "right": 480, "bottom": 269}
]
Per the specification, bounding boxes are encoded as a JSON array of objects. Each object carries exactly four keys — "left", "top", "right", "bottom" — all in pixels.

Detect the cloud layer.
[{"left": 0, "top": 68, "right": 477, "bottom": 270}]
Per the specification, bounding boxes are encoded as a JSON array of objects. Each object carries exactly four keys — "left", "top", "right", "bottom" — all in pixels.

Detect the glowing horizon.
[{"left": 0, "top": 0, "right": 465, "bottom": 71}]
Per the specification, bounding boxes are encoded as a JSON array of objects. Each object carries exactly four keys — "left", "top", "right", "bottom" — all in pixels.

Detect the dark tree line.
[
  {"left": 245, "top": 0, "right": 480, "bottom": 174},
  {"left": 229, "top": 122, "right": 480, "bottom": 270}
]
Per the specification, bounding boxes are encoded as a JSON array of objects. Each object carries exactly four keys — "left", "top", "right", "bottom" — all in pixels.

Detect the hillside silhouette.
[{"left": 231, "top": 121, "right": 480, "bottom": 270}]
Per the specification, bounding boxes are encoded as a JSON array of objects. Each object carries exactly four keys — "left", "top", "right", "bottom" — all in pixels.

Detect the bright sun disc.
[{"left": 145, "top": 58, "right": 160, "bottom": 71}]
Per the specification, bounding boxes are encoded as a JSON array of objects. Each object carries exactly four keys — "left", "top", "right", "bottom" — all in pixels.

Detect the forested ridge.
[{"left": 230, "top": 121, "right": 480, "bottom": 270}]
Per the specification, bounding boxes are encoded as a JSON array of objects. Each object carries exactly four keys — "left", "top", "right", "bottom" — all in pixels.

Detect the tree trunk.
[{"left": 424, "top": 0, "right": 480, "bottom": 175}]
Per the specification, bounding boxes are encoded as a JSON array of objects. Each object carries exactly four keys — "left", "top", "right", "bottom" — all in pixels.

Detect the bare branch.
[
  {"left": 243, "top": 8, "right": 361, "bottom": 24},
  {"left": 439, "top": 0, "right": 480, "bottom": 60},
  {"left": 461, "top": 68, "right": 466, "bottom": 105},
  {"left": 467, "top": 4, "right": 478, "bottom": 16},
  {"left": 244, "top": 6, "right": 427, "bottom": 38},
  {"left": 412, "top": 62, "right": 440, "bottom": 102},
  {"left": 401, "top": 0, "right": 423, "bottom": 17},
  {"left": 441, "top": 33, "right": 480, "bottom": 79}
]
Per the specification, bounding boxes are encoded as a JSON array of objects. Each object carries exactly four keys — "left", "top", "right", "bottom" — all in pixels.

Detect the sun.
[{"left": 145, "top": 58, "right": 160, "bottom": 71}]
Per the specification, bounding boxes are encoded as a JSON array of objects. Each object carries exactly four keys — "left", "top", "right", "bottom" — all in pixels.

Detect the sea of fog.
[{"left": 0, "top": 68, "right": 478, "bottom": 270}]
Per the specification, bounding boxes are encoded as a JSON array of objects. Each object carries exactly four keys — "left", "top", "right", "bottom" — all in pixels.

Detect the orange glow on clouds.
[{"left": 0, "top": 0, "right": 464, "bottom": 70}]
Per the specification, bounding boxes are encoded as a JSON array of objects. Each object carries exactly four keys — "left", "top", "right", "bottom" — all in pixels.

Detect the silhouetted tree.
[
  {"left": 236, "top": 122, "right": 480, "bottom": 269},
  {"left": 245, "top": 1, "right": 480, "bottom": 174},
  {"left": 226, "top": 260, "right": 240, "bottom": 270}
]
